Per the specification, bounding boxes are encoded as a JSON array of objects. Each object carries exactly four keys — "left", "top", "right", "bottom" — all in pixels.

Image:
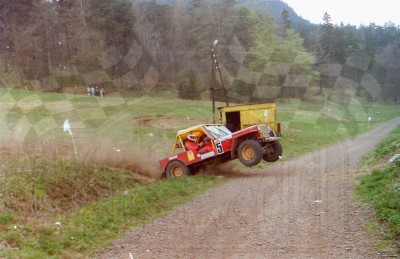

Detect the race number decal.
[
  {"left": 187, "top": 151, "right": 195, "bottom": 161},
  {"left": 215, "top": 141, "right": 224, "bottom": 154}
]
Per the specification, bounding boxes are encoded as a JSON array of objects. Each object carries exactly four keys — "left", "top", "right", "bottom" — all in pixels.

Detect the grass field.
[
  {"left": 356, "top": 125, "right": 400, "bottom": 253},
  {"left": 0, "top": 87, "right": 399, "bottom": 257},
  {"left": 277, "top": 97, "right": 400, "bottom": 159}
]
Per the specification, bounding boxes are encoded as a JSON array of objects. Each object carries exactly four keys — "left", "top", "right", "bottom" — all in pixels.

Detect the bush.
[
  {"left": 177, "top": 69, "right": 202, "bottom": 100},
  {"left": 154, "top": 81, "right": 176, "bottom": 93}
]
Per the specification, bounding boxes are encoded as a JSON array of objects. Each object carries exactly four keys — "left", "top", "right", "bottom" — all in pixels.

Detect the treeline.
[
  {"left": 0, "top": 0, "right": 399, "bottom": 102},
  {"left": 311, "top": 12, "right": 400, "bottom": 102}
]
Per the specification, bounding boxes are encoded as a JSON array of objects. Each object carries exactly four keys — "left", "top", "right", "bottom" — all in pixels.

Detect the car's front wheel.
[
  {"left": 263, "top": 141, "right": 282, "bottom": 162},
  {"left": 166, "top": 160, "right": 190, "bottom": 178},
  {"left": 238, "top": 139, "right": 263, "bottom": 167}
]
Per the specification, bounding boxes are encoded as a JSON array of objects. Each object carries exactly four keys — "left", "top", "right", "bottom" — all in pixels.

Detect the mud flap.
[{"left": 231, "top": 138, "right": 238, "bottom": 159}]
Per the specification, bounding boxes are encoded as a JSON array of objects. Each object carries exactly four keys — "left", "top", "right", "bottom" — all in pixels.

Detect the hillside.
[
  {"left": 238, "top": 0, "right": 313, "bottom": 26},
  {"left": 1, "top": 0, "right": 399, "bottom": 102}
]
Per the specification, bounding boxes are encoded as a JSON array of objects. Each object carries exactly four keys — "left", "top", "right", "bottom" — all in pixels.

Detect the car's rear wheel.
[
  {"left": 166, "top": 160, "right": 190, "bottom": 178},
  {"left": 263, "top": 141, "right": 282, "bottom": 162},
  {"left": 238, "top": 139, "right": 263, "bottom": 167}
]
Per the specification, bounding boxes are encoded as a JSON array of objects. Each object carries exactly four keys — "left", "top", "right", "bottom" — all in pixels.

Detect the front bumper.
[{"left": 258, "top": 124, "right": 280, "bottom": 142}]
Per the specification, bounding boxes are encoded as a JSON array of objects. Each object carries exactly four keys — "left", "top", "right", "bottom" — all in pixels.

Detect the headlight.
[{"left": 258, "top": 125, "right": 271, "bottom": 137}]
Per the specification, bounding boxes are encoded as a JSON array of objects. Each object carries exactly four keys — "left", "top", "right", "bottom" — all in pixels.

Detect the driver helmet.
[{"left": 187, "top": 133, "right": 196, "bottom": 142}]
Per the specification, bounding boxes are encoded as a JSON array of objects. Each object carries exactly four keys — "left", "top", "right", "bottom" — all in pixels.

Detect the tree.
[
  {"left": 281, "top": 8, "right": 291, "bottom": 36},
  {"left": 233, "top": 7, "right": 253, "bottom": 50},
  {"left": 328, "top": 24, "right": 360, "bottom": 64},
  {"left": 88, "top": 0, "right": 137, "bottom": 55},
  {"left": 184, "top": 0, "right": 212, "bottom": 50},
  {"left": 0, "top": 2, "right": 5, "bottom": 49},
  {"left": 177, "top": 69, "right": 201, "bottom": 100},
  {"left": 2, "top": 0, "right": 35, "bottom": 64},
  {"left": 0, "top": 0, "right": 397, "bottom": 103},
  {"left": 135, "top": 1, "right": 175, "bottom": 81},
  {"left": 331, "top": 25, "right": 346, "bottom": 63},
  {"left": 9, "top": 0, "right": 55, "bottom": 79},
  {"left": 56, "top": 0, "right": 91, "bottom": 63},
  {"left": 317, "top": 12, "right": 334, "bottom": 94},
  {"left": 181, "top": 0, "right": 240, "bottom": 90},
  {"left": 248, "top": 13, "right": 316, "bottom": 98},
  {"left": 319, "top": 12, "right": 334, "bottom": 60}
]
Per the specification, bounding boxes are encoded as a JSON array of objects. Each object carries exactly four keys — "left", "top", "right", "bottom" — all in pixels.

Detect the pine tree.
[
  {"left": 320, "top": 12, "right": 334, "bottom": 60},
  {"left": 281, "top": 8, "right": 291, "bottom": 36}
]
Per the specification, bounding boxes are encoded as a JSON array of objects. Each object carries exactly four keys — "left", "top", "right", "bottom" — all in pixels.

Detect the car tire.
[
  {"left": 238, "top": 139, "right": 263, "bottom": 167},
  {"left": 166, "top": 160, "right": 190, "bottom": 178},
  {"left": 263, "top": 141, "right": 282, "bottom": 162}
]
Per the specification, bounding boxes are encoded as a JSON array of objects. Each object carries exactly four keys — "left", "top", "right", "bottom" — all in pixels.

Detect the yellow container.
[{"left": 218, "top": 103, "right": 279, "bottom": 134}]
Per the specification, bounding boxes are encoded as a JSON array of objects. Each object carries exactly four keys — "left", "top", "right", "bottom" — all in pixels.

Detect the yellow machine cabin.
[{"left": 218, "top": 102, "right": 280, "bottom": 134}]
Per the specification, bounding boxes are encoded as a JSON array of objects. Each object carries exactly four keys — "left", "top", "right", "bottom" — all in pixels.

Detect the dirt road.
[{"left": 97, "top": 118, "right": 400, "bottom": 259}]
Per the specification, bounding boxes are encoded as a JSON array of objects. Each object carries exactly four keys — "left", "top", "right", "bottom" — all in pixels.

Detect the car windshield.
[{"left": 204, "top": 125, "right": 232, "bottom": 139}]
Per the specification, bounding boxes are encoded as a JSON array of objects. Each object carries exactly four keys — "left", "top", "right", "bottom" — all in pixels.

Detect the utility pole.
[{"left": 210, "top": 40, "right": 229, "bottom": 123}]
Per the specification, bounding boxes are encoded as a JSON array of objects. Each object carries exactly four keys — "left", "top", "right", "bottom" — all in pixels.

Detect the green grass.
[
  {"left": 356, "top": 163, "right": 400, "bottom": 252},
  {"left": 0, "top": 87, "right": 400, "bottom": 257},
  {"left": 277, "top": 97, "right": 400, "bottom": 159},
  {"left": 1, "top": 88, "right": 399, "bottom": 159},
  {"left": 356, "top": 125, "right": 400, "bottom": 254},
  {"left": 361, "top": 126, "right": 400, "bottom": 166},
  {"left": 0, "top": 157, "right": 222, "bottom": 258}
]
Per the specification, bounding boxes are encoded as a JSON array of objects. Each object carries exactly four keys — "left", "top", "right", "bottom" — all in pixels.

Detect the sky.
[{"left": 282, "top": 0, "right": 400, "bottom": 26}]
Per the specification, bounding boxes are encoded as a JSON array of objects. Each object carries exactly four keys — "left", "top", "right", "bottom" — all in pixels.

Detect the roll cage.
[{"left": 169, "top": 124, "right": 231, "bottom": 156}]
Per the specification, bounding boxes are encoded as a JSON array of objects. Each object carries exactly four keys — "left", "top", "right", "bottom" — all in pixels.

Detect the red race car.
[{"left": 159, "top": 124, "right": 282, "bottom": 178}]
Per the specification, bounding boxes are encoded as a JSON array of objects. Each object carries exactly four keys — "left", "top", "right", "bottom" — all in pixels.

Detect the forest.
[{"left": 0, "top": 0, "right": 399, "bottom": 103}]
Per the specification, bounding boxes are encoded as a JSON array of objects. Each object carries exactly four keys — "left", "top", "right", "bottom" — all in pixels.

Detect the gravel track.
[{"left": 97, "top": 118, "right": 400, "bottom": 259}]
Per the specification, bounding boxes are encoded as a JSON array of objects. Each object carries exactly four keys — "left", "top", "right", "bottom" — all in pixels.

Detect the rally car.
[{"left": 159, "top": 124, "right": 282, "bottom": 178}]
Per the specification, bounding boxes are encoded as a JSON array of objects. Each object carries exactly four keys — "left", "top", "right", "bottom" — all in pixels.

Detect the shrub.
[{"left": 177, "top": 69, "right": 202, "bottom": 100}]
